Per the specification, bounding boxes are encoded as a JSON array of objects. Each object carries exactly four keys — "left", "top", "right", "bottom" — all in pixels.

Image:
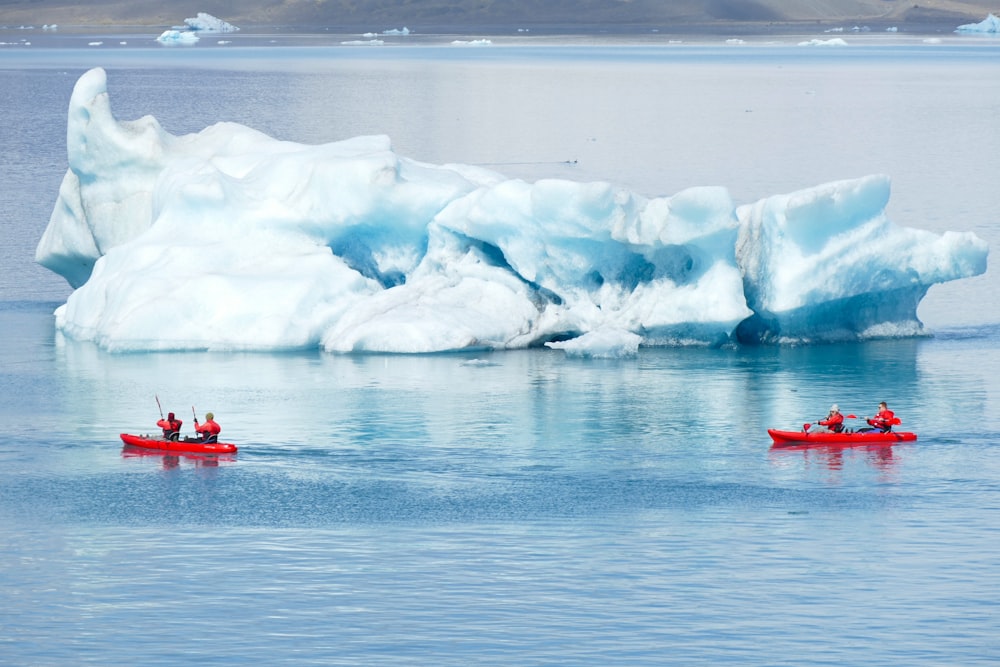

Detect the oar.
[{"left": 155, "top": 394, "right": 164, "bottom": 420}]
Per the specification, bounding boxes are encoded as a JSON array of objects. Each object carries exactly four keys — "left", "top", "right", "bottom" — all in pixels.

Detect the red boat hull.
[
  {"left": 120, "top": 432, "right": 238, "bottom": 454},
  {"left": 768, "top": 429, "right": 917, "bottom": 446}
]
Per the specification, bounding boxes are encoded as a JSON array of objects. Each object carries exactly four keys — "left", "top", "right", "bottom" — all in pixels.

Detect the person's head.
[
  {"left": 830, "top": 404, "right": 839, "bottom": 413},
  {"left": 167, "top": 412, "right": 175, "bottom": 420},
  {"left": 879, "top": 402, "right": 887, "bottom": 410},
  {"left": 206, "top": 412, "right": 214, "bottom": 420}
]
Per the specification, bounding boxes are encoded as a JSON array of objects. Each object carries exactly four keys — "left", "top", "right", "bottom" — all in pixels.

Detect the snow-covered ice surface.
[{"left": 36, "top": 68, "right": 988, "bottom": 354}]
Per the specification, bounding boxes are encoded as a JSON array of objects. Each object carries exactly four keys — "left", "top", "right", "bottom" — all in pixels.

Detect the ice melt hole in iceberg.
[{"left": 35, "top": 68, "right": 988, "bottom": 355}]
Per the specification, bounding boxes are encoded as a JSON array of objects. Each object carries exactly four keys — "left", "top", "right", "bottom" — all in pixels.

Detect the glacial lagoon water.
[{"left": 1, "top": 30, "right": 999, "bottom": 665}]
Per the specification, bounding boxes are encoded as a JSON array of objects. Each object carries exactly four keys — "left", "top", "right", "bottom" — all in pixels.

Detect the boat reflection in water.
[
  {"left": 121, "top": 443, "right": 237, "bottom": 468},
  {"left": 769, "top": 440, "right": 902, "bottom": 473}
]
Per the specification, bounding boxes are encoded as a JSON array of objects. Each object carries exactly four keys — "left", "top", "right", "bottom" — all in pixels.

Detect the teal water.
[
  {"left": 1, "top": 33, "right": 999, "bottom": 665},
  {"left": 2, "top": 302, "right": 1000, "bottom": 665}
]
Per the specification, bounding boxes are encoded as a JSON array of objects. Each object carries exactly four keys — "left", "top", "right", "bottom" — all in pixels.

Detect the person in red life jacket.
[
  {"left": 156, "top": 412, "right": 183, "bottom": 441},
  {"left": 867, "top": 402, "right": 895, "bottom": 432},
  {"left": 815, "top": 404, "right": 845, "bottom": 433},
  {"left": 194, "top": 412, "right": 221, "bottom": 443}
]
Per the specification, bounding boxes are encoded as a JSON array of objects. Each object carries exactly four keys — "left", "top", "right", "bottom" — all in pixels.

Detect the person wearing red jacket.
[
  {"left": 156, "top": 412, "right": 183, "bottom": 441},
  {"left": 194, "top": 412, "right": 221, "bottom": 443},
  {"left": 816, "top": 404, "right": 845, "bottom": 433},
  {"left": 867, "top": 402, "right": 896, "bottom": 432}
]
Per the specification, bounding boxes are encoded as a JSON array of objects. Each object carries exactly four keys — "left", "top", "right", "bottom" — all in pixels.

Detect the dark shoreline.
[{"left": 0, "top": 19, "right": 981, "bottom": 38}]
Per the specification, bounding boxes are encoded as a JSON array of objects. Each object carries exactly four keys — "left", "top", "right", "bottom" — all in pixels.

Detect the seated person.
[
  {"left": 156, "top": 412, "right": 183, "bottom": 441},
  {"left": 866, "top": 402, "right": 895, "bottom": 432},
  {"left": 815, "top": 404, "right": 845, "bottom": 433},
  {"left": 194, "top": 412, "right": 221, "bottom": 443}
]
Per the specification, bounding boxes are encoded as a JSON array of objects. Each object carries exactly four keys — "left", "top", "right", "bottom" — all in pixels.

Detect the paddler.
[
  {"left": 156, "top": 412, "right": 183, "bottom": 441},
  {"left": 866, "top": 402, "right": 895, "bottom": 433},
  {"left": 194, "top": 412, "right": 221, "bottom": 443},
  {"left": 815, "top": 404, "right": 845, "bottom": 433}
]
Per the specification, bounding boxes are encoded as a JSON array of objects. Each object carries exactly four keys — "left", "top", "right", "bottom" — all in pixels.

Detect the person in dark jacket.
[{"left": 156, "top": 412, "right": 183, "bottom": 441}]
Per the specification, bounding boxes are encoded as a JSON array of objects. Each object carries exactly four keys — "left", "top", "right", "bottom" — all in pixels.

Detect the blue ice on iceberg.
[
  {"left": 955, "top": 14, "right": 1000, "bottom": 33},
  {"left": 155, "top": 30, "right": 200, "bottom": 45},
  {"left": 36, "top": 68, "right": 988, "bottom": 354}
]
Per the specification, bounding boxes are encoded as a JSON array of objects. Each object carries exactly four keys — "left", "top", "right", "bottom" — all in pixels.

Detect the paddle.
[{"left": 155, "top": 394, "right": 164, "bottom": 420}]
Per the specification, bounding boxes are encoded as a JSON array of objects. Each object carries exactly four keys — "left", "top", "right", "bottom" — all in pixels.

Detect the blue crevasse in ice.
[{"left": 36, "top": 68, "right": 988, "bottom": 353}]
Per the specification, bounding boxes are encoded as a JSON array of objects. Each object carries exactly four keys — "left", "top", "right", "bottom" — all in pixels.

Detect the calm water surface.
[{"left": 1, "top": 32, "right": 999, "bottom": 665}]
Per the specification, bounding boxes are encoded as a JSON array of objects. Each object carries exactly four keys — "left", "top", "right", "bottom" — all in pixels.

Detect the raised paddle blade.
[
  {"left": 803, "top": 423, "right": 811, "bottom": 432},
  {"left": 846, "top": 414, "right": 857, "bottom": 419}
]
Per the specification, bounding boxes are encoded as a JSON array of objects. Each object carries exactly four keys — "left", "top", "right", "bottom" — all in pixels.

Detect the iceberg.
[
  {"left": 36, "top": 68, "right": 988, "bottom": 354},
  {"left": 734, "top": 177, "right": 987, "bottom": 343},
  {"left": 156, "top": 30, "right": 199, "bottom": 46},
  {"left": 183, "top": 12, "right": 239, "bottom": 33},
  {"left": 545, "top": 329, "right": 643, "bottom": 358},
  {"left": 156, "top": 13, "right": 237, "bottom": 45},
  {"left": 956, "top": 14, "right": 1000, "bottom": 33},
  {"left": 797, "top": 38, "right": 849, "bottom": 47}
]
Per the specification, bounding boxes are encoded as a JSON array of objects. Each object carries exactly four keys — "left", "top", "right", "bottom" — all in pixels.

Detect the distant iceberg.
[
  {"left": 36, "top": 68, "right": 989, "bottom": 354},
  {"left": 156, "top": 30, "right": 199, "bottom": 45},
  {"left": 183, "top": 12, "right": 239, "bottom": 33},
  {"left": 956, "top": 14, "right": 1000, "bottom": 33},
  {"left": 798, "top": 38, "right": 849, "bottom": 47},
  {"left": 157, "top": 13, "right": 237, "bottom": 45}
]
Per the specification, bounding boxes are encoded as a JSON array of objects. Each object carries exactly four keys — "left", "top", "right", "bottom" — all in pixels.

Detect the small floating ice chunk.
[
  {"left": 798, "top": 38, "right": 848, "bottom": 46},
  {"left": 546, "top": 329, "right": 643, "bottom": 358},
  {"left": 156, "top": 30, "right": 199, "bottom": 45}
]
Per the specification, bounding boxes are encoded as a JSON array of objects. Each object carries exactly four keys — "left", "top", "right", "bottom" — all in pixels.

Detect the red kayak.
[
  {"left": 768, "top": 428, "right": 917, "bottom": 446},
  {"left": 120, "top": 433, "right": 238, "bottom": 454}
]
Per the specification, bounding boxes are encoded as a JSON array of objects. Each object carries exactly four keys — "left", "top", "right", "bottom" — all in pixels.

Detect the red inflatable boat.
[
  {"left": 768, "top": 428, "right": 917, "bottom": 446},
  {"left": 120, "top": 433, "right": 238, "bottom": 454}
]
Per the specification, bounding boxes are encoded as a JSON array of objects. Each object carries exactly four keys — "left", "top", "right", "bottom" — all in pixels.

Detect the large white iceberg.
[{"left": 36, "top": 68, "right": 988, "bottom": 353}]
